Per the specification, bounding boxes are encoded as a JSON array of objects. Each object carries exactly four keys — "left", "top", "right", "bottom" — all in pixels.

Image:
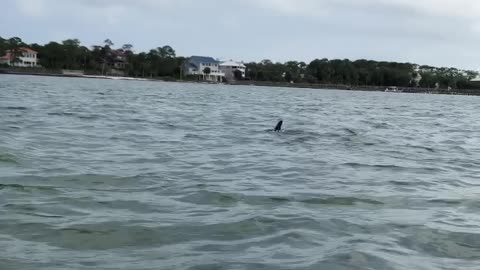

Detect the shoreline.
[
  {"left": 229, "top": 81, "right": 480, "bottom": 96},
  {"left": 0, "top": 70, "right": 155, "bottom": 82},
  {"left": 2, "top": 70, "right": 480, "bottom": 96}
]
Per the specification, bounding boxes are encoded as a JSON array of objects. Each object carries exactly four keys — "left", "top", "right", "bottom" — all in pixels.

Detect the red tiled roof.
[
  {"left": 3, "top": 48, "right": 37, "bottom": 54},
  {"left": 21, "top": 48, "right": 38, "bottom": 54},
  {"left": 0, "top": 53, "right": 13, "bottom": 60},
  {"left": 0, "top": 48, "right": 37, "bottom": 59}
]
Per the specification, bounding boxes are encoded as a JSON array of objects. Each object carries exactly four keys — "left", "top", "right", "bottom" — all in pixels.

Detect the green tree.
[
  {"left": 100, "top": 39, "right": 114, "bottom": 75},
  {"left": 2, "top": 34, "right": 478, "bottom": 88},
  {"left": 203, "top": 67, "right": 211, "bottom": 77},
  {"left": 145, "top": 49, "right": 160, "bottom": 77},
  {"left": 157, "top": 45, "right": 176, "bottom": 58},
  {"left": 104, "top": 39, "right": 114, "bottom": 47},
  {"left": 0, "top": 36, "right": 6, "bottom": 56},
  {"left": 62, "top": 39, "right": 81, "bottom": 69},
  {"left": 285, "top": 71, "right": 293, "bottom": 82},
  {"left": 234, "top": 69, "right": 243, "bottom": 80},
  {"left": 40, "top": 42, "right": 65, "bottom": 69},
  {"left": 7, "top": 37, "right": 24, "bottom": 65},
  {"left": 122, "top": 44, "right": 133, "bottom": 52}
]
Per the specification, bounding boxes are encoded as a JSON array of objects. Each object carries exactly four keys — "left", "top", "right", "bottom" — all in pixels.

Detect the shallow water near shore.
[{"left": 1, "top": 74, "right": 480, "bottom": 270}]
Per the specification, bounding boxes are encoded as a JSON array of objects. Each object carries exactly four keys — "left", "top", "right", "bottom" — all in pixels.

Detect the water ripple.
[{"left": 1, "top": 75, "right": 480, "bottom": 270}]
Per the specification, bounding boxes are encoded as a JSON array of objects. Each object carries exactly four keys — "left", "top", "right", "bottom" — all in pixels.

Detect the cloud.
[
  {"left": 248, "top": 0, "right": 480, "bottom": 18},
  {"left": 2, "top": 0, "right": 480, "bottom": 69},
  {"left": 13, "top": 0, "right": 183, "bottom": 22},
  {"left": 15, "top": 0, "right": 48, "bottom": 17},
  {"left": 246, "top": 0, "right": 480, "bottom": 43},
  {"left": 249, "top": 0, "right": 328, "bottom": 17},
  {"left": 388, "top": 0, "right": 480, "bottom": 18}
]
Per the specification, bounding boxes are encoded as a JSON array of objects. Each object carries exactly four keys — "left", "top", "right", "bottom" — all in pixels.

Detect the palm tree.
[
  {"left": 155, "top": 46, "right": 176, "bottom": 58},
  {"left": 104, "top": 39, "right": 114, "bottom": 47},
  {"left": 162, "top": 45, "right": 176, "bottom": 58},
  {"left": 122, "top": 44, "right": 133, "bottom": 52},
  {"left": 234, "top": 69, "right": 243, "bottom": 81},
  {"left": 203, "top": 67, "right": 211, "bottom": 80}
]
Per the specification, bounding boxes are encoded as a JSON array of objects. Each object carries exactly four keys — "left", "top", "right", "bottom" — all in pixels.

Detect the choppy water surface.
[{"left": 1, "top": 75, "right": 480, "bottom": 270}]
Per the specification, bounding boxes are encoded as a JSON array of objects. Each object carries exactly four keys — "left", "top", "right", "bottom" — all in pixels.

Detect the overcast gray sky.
[{"left": 1, "top": 0, "right": 479, "bottom": 69}]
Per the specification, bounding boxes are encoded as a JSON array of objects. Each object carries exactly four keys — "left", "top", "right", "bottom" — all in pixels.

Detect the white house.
[
  {"left": 0, "top": 48, "right": 39, "bottom": 67},
  {"left": 184, "top": 56, "right": 225, "bottom": 82},
  {"left": 220, "top": 60, "right": 246, "bottom": 81}
]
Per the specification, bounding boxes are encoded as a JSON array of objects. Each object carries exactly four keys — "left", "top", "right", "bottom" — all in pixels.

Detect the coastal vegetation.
[{"left": 0, "top": 36, "right": 478, "bottom": 89}]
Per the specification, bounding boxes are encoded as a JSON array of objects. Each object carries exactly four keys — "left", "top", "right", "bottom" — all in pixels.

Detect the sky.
[{"left": 1, "top": 0, "right": 480, "bottom": 70}]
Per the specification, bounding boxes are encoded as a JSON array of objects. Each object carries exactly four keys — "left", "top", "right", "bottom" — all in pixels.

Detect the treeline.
[
  {"left": 245, "top": 59, "right": 479, "bottom": 89},
  {"left": 0, "top": 36, "right": 478, "bottom": 89},
  {"left": 0, "top": 36, "right": 183, "bottom": 78}
]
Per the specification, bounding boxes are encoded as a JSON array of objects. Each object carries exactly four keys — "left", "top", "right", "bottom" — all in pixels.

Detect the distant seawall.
[
  {"left": 2, "top": 68, "right": 480, "bottom": 96},
  {"left": 0, "top": 69, "right": 152, "bottom": 82},
  {"left": 230, "top": 80, "right": 480, "bottom": 96}
]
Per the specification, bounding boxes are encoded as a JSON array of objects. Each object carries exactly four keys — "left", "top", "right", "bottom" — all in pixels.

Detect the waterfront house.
[
  {"left": 219, "top": 60, "right": 246, "bottom": 81},
  {"left": 0, "top": 48, "right": 39, "bottom": 67},
  {"left": 109, "top": 49, "right": 128, "bottom": 76},
  {"left": 184, "top": 56, "right": 225, "bottom": 82},
  {"left": 112, "top": 49, "right": 128, "bottom": 70}
]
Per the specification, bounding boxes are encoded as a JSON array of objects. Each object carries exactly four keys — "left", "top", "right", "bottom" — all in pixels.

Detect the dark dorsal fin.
[{"left": 274, "top": 120, "right": 283, "bottom": 132}]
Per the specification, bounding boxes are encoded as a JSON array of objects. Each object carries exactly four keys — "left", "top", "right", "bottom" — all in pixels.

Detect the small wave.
[
  {"left": 322, "top": 251, "right": 398, "bottom": 270},
  {"left": 427, "top": 199, "right": 463, "bottom": 205},
  {"left": 389, "top": 180, "right": 435, "bottom": 188},
  {"left": 27, "top": 213, "right": 63, "bottom": 218},
  {"left": 94, "top": 199, "right": 163, "bottom": 214},
  {"left": 4, "top": 204, "right": 64, "bottom": 218},
  {"left": 77, "top": 114, "right": 102, "bottom": 120},
  {"left": 321, "top": 132, "right": 343, "bottom": 138},
  {"left": 289, "top": 135, "right": 319, "bottom": 144},
  {"left": 399, "top": 227, "right": 480, "bottom": 259},
  {"left": 0, "top": 183, "right": 58, "bottom": 192},
  {"left": 344, "top": 163, "right": 443, "bottom": 174},
  {"left": 0, "top": 152, "right": 19, "bottom": 164},
  {"left": 406, "top": 144, "right": 436, "bottom": 153},
  {"left": 179, "top": 191, "right": 239, "bottom": 206},
  {"left": 373, "top": 122, "right": 391, "bottom": 129},
  {"left": 48, "top": 112, "right": 76, "bottom": 117},
  {"left": 184, "top": 133, "right": 206, "bottom": 139},
  {"left": 343, "top": 162, "right": 405, "bottom": 170},
  {"left": 269, "top": 197, "right": 292, "bottom": 203},
  {"left": 389, "top": 180, "right": 412, "bottom": 186},
  {"left": 414, "top": 112, "right": 446, "bottom": 118},
  {"left": 2, "top": 106, "right": 28, "bottom": 110},
  {"left": 178, "top": 190, "right": 382, "bottom": 208},
  {"left": 268, "top": 129, "right": 322, "bottom": 145},
  {"left": 0, "top": 183, "right": 25, "bottom": 190},
  {"left": 162, "top": 122, "right": 177, "bottom": 129},
  {"left": 270, "top": 129, "right": 319, "bottom": 136},
  {"left": 343, "top": 128, "right": 358, "bottom": 136},
  {"left": 46, "top": 216, "right": 293, "bottom": 250},
  {"left": 0, "top": 174, "right": 142, "bottom": 190},
  {"left": 448, "top": 145, "right": 471, "bottom": 155},
  {"left": 301, "top": 196, "right": 384, "bottom": 206}
]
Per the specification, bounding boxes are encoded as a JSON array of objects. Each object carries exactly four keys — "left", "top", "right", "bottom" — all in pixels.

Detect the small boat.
[{"left": 385, "top": 86, "right": 399, "bottom": 92}]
